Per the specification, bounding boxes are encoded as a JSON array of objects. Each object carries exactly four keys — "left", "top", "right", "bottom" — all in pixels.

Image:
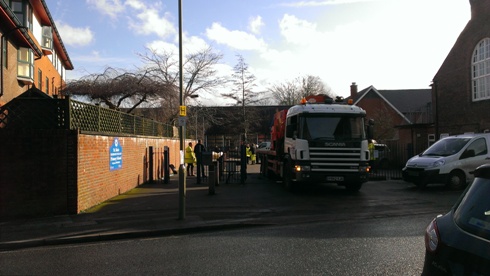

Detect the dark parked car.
[{"left": 422, "top": 164, "right": 490, "bottom": 275}]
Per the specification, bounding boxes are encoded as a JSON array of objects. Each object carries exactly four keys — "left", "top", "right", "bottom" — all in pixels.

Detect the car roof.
[{"left": 444, "top": 133, "right": 490, "bottom": 139}]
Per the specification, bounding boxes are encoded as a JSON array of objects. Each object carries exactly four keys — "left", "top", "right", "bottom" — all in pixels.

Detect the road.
[
  {"left": 0, "top": 179, "right": 462, "bottom": 275},
  {"left": 0, "top": 214, "right": 433, "bottom": 275}
]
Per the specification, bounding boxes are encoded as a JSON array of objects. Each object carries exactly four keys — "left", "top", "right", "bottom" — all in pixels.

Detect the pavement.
[{"left": 0, "top": 164, "right": 283, "bottom": 251}]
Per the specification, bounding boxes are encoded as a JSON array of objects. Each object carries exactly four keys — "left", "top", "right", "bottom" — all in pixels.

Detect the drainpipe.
[
  {"left": 432, "top": 81, "right": 439, "bottom": 140},
  {"left": 1, "top": 26, "right": 28, "bottom": 97}
]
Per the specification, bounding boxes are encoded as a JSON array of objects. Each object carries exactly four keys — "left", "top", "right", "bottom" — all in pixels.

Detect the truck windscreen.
[{"left": 299, "top": 115, "right": 365, "bottom": 141}]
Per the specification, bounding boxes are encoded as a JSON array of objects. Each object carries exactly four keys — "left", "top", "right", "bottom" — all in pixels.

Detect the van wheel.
[
  {"left": 415, "top": 181, "right": 428, "bottom": 189},
  {"left": 447, "top": 170, "right": 466, "bottom": 190}
]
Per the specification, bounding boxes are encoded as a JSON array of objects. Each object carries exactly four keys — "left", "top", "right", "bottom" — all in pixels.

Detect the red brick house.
[
  {"left": 432, "top": 0, "right": 490, "bottom": 137},
  {"left": 349, "top": 83, "right": 433, "bottom": 166},
  {"left": 0, "top": 0, "right": 73, "bottom": 108}
]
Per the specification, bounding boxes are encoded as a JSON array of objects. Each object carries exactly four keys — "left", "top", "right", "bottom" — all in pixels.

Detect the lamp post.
[{"left": 178, "top": 0, "right": 186, "bottom": 220}]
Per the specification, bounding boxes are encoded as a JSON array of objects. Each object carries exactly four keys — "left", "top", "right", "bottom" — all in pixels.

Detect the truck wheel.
[
  {"left": 345, "top": 182, "right": 362, "bottom": 192},
  {"left": 260, "top": 156, "right": 266, "bottom": 177},
  {"left": 283, "top": 163, "right": 296, "bottom": 192},
  {"left": 447, "top": 170, "right": 466, "bottom": 190}
]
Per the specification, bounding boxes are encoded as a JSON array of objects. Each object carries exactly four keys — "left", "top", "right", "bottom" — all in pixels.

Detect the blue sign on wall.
[{"left": 110, "top": 138, "right": 122, "bottom": 171}]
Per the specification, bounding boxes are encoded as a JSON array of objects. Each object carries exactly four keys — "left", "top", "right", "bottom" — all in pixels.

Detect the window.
[
  {"left": 463, "top": 138, "right": 488, "bottom": 158},
  {"left": 472, "top": 38, "right": 490, "bottom": 101},
  {"left": 2, "top": 36, "right": 6, "bottom": 68},
  {"left": 454, "top": 177, "right": 490, "bottom": 241},
  {"left": 17, "top": 47, "right": 34, "bottom": 80},
  {"left": 298, "top": 114, "right": 365, "bottom": 141},
  {"left": 42, "top": 26, "right": 53, "bottom": 50},
  {"left": 9, "top": 0, "right": 32, "bottom": 30},
  {"left": 38, "top": 69, "right": 42, "bottom": 89},
  {"left": 45, "top": 77, "right": 49, "bottom": 94}
]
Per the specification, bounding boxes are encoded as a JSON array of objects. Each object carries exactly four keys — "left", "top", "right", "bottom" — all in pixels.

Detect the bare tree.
[
  {"left": 64, "top": 46, "right": 224, "bottom": 127},
  {"left": 136, "top": 46, "right": 224, "bottom": 126},
  {"left": 268, "top": 80, "right": 299, "bottom": 105},
  {"left": 300, "top": 75, "right": 333, "bottom": 98},
  {"left": 222, "top": 54, "right": 262, "bottom": 139},
  {"left": 63, "top": 67, "right": 174, "bottom": 112},
  {"left": 221, "top": 54, "right": 260, "bottom": 106},
  {"left": 139, "top": 46, "right": 224, "bottom": 103},
  {"left": 267, "top": 75, "right": 335, "bottom": 105}
]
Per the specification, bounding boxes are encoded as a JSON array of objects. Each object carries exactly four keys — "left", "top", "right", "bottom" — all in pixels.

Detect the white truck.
[{"left": 256, "top": 95, "right": 371, "bottom": 191}]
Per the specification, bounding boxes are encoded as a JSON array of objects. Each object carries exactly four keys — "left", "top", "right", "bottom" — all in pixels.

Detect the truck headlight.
[
  {"left": 359, "top": 165, "right": 369, "bottom": 172},
  {"left": 294, "top": 165, "right": 311, "bottom": 172}
]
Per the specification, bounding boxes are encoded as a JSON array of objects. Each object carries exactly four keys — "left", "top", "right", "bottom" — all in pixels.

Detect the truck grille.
[{"left": 309, "top": 147, "right": 362, "bottom": 172}]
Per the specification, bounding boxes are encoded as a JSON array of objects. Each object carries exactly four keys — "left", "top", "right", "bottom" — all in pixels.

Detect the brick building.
[
  {"left": 349, "top": 82, "right": 433, "bottom": 166},
  {"left": 0, "top": 0, "right": 73, "bottom": 107},
  {"left": 432, "top": 0, "right": 490, "bottom": 137}
]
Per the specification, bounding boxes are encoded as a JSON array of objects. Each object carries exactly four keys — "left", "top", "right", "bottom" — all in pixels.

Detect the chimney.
[
  {"left": 350, "top": 82, "right": 358, "bottom": 99},
  {"left": 470, "top": 0, "right": 490, "bottom": 20}
]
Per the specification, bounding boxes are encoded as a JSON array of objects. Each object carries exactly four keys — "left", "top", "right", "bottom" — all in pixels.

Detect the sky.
[{"left": 45, "top": 0, "right": 471, "bottom": 105}]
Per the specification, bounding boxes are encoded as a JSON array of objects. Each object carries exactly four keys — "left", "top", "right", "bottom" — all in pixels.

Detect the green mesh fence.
[{"left": 0, "top": 96, "right": 173, "bottom": 137}]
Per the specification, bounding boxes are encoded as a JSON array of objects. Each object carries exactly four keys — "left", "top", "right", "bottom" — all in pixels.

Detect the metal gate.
[
  {"left": 222, "top": 150, "right": 243, "bottom": 184},
  {"left": 368, "top": 140, "right": 409, "bottom": 181}
]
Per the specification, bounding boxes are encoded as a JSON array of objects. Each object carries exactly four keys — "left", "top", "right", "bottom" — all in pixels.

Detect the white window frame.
[
  {"left": 42, "top": 26, "right": 53, "bottom": 51},
  {"left": 472, "top": 38, "right": 490, "bottom": 101},
  {"left": 17, "top": 47, "right": 34, "bottom": 81}
]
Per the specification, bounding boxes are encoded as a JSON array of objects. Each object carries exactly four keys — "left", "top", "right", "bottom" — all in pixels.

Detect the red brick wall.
[
  {"left": 433, "top": 0, "right": 490, "bottom": 136},
  {"left": 0, "top": 129, "right": 187, "bottom": 218},
  {"left": 0, "top": 129, "right": 75, "bottom": 218},
  {"left": 76, "top": 134, "right": 181, "bottom": 212},
  {"left": 356, "top": 95, "right": 406, "bottom": 141}
]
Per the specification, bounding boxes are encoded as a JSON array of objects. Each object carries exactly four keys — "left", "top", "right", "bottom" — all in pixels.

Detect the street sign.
[
  {"left": 178, "top": 117, "right": 186, "bottom": 126},
  {"left": 110, "top": 137, "right": 122, "bottom": 171},
  {"left": 180, "top": 105, "right": 186, "bottom": 116}
]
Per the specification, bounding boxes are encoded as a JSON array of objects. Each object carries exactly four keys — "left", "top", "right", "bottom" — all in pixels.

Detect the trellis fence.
[{"left": 0, "top": 89, "right": 173, "bottom": 137}]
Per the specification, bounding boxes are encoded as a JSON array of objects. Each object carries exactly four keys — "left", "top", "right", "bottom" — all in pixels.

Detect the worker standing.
[{"left": 185, "top": 142, "right": 196, "bottom": 177}]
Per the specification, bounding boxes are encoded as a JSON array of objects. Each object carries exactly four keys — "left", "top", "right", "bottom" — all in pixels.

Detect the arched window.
[{"left": 472, "top": 38, "right": 490, "bottom": 101}]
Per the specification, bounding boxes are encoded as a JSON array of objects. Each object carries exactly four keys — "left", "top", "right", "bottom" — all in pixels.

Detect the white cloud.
[
  {"left": 129, "top": 9, "right": 175, "bottom": 38},
  {"left": 55, "top": 21, "right": 94, "bottom": 47},
  {"left": 205, "top": 22, "right": 268, "bottom": 51},
  {"left": 145, "top": 35, "right": 210, "bottom": 57},
  {"left": 86, "top": 0, "right": 125, "bottom": 19},
  {"left": 279, "top": 14, "right": 320, "bottom": 45},
  {"left": 282, "top": 0, "right": 380, "bottom": 7},
  {"left": 85, "top": 0, "right": 175, "bottom": 38},
  {"left": 249, "top": 16, "right": 264, "bottom": 34},
  {"left": 126, "top": 2, "right": 176, "bottom": 38},
  {"left": 72, "top": 50, "right": 125, "bottom": 63},
  {"left": 124, "top": 0, "right": 145, "bottom": 10},
  {"left": 146, "top": 40, "right": 179, "bottom": 56},
  {"left": 183, "top": 35, "right": 211, "bottom": 54}
]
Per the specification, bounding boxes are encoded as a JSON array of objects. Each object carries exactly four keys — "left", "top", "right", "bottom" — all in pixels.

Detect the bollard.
[
  {"left": 208, "top": 162, "right": 216, "bottom": 195},
  {"left": 215, "top": 160, "right": 220, "bottom": 187},
  {"left": 149, "top": 146, "right": 154, "bottom": 183},
  {"left": 163, "top": 146, "right": 169, "bottom": 184}
]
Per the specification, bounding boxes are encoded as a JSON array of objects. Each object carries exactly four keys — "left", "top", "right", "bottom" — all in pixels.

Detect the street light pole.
[{"left": 178, "top": 0, "right": 186, "bottom": 220}]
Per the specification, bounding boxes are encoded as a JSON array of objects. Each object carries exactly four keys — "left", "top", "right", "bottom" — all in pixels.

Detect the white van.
[{"left": 402, "top": 133, "right": 490, "bottom": 189}]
